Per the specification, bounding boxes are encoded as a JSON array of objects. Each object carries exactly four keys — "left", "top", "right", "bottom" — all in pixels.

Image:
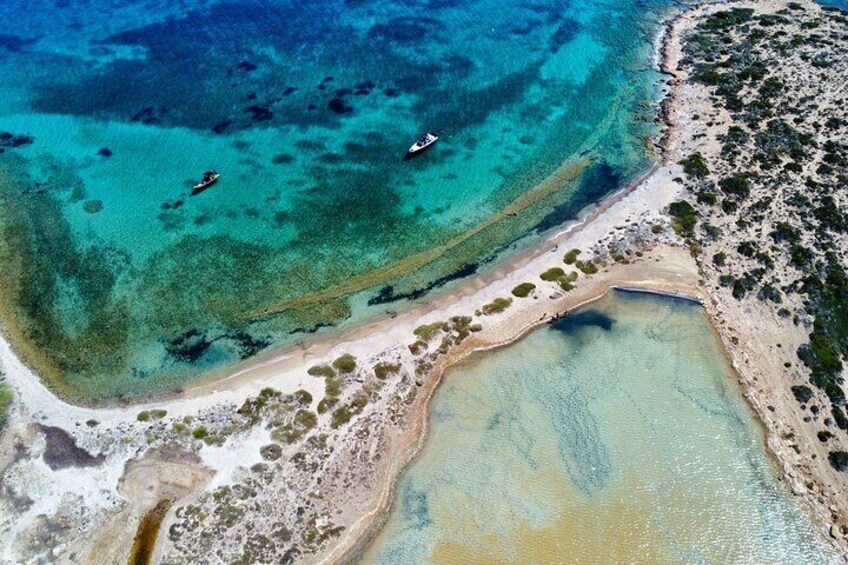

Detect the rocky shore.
[{"left": 662, "top": 0, "right": 848, "bottom": 551}]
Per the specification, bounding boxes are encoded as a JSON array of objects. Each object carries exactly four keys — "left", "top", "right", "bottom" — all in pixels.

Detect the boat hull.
[
  {"left": 191, "top": 177, "right": 219, "bottom": 196},
  {"left": 403, "top": 142, "right": 436, "bottom": 160}
]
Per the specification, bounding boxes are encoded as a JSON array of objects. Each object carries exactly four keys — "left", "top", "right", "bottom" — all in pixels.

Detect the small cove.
[{"left": 364, "top": 292, "right": 837, "bottom": 564}]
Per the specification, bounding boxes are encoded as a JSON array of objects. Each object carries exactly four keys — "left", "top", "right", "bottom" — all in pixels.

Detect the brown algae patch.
[
  {"left": 129, "top": 499, "right": 174, "bottom": 565},
  {"left": 247, "top": 157, "right": 592, "bottom": 318}
]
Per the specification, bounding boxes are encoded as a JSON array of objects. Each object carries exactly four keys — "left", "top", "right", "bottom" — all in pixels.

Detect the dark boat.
[
  {"left": 403, "top": 132, "right": 439, "bottom": 160},
  {"left": 191, "top": 170, "right": 220, "bottom": 195}
]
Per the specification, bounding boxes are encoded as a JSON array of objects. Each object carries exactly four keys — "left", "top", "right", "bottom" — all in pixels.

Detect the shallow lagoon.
[
  {"left": 0, "top": 0, "right": 673, "bottom": 400},
  {"left": 365, "top": 292, "right": 837, "bottom": 564}
]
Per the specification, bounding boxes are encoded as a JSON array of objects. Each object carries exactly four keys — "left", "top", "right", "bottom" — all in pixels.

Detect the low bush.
[
  {"left": 331, "top": 406, "right": 354, "bottom": 429},
  {"left": 575, "top": 260, "right": 598, "bottom": 275},
  {"left": 308, "top": 364, "right": 335, "bottom": 378},
  {"left": 294, "top": 389, "right": 313, "bottom": 405},
  {"left": 511, "top": 282, "right": 536, "bottom": 298},
  {"left": 668, "top": 200, "right": 698, "bottom": 238},
  {"left": 317, "top": 396, "right": 338, "bottom": 414},
  {"left": 260, "top": 444, "right": 283, "bottom": 461},
  {"left": 540, "top": 267, "right": 565, "bottom": 281},
  {"left": 294, "top": 409, "right": 318, "bottom": 430},
  {"left": 413, "top": 322, "right": 447, "bottom": 342},
  {"left": 563, "top": 249, "right": 581, "bottom": 265},
  {"left": 679, "top": 153, "right": 710, "bottom": 178},
  {"left": 408, "top": 340, "right": 428, "bottom": 355},
  {"left": 332, "top": 354, "right": 357, "bottom": 374},
  {"left": 481, "top": 297, "right": 512, "bottom": 315},
  {"left": 374, "top": 362, "right": 401, "bottom": 380},
  {"left": 828, "top": 451, "right": 848, "bottom": 472}
]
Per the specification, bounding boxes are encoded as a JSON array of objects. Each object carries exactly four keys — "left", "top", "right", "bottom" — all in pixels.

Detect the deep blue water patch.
[
  {"left": 0, "top": 132, "right": 34, "bottom": 148},
  {"left": 367, "top": 263, "right": 479, "bottom": 305},
  {"left": 533, "top": 162, "right": 623, "bottom": 234},
  {"left": 817, "top": 0, "right": 848, "bottom": 10},
  {"left": 551, "top": 310, "right": 616, "bottom": 334},
  {"left": 549, "top": 18, "right": 582, "bottom": 52},
  {"left": 0, "top": 34, "right": 38, "bottom": 52}
]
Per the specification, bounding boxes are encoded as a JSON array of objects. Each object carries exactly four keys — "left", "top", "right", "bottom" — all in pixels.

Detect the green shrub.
[
  {"left": 563, "top": 249, "right": 581, "bottom": 265},
  {"left": 413, "top": 322, "right": 447, "bottom": 342},
  {"left": 192, "top": 426, "right": 209, "bottom": 440},
  {"left": 294, "top": 409, "right": 318, "bottom": 430},
  {"left": 317, "top": 397, "right": 338, "bottom": 414},
  {"left": 511, "top": 282, "right": 536, "bottom": 298},
  {"left": 718, "top": 174, "right": 751, "bottom": 199},
  {"left": 828, "top": 451, "right": 848, "bottom": 472},
  {"left": 575, "top": 260, "right": 598, "bottom": 275},
  {"left": 799, "top": 323, "right": 843, "bottom": 386},
  {"left": 791, "top": 385, "right": 814, "bottom": 404},
  {"left": 481, "top": 297, "right": 512, "bottom": 315},
  {"left": 331, "top": 406, "right": 354, "bottom": 429},
  {"left": 697, "top": 191, "right": 718, "bottom": 205},
  {"left": 737, "top": 241, "right": 757, "bottom": 257},
  {"left": 702, "top": 8, "right": 754, "bottom": 31},
  {"left": 374, "top": 362, "right": 401, "bottom": 380},
  {"left": 833, "top": 406, "right": 848, "bottom": 431},
  {"left": 308, "top": 364, "right": 335, "bottom": 378},
  {"left": 770, "top": 221, "right": 800, "bottom": 243},
  {"left": 540, "top": 267, "right": 565, "bottom": 281},
  {"left": 679, "top": 153, "right": 710, "bottom": 178},
  {"left": 732, "top": 279, "right": 748, "bottom": 299},
  {"left": 294, "top": 389, "right": 313, "bottom": 405},
  {"left": 332, "top": 354, "right": 357, "bottom": 374},
  {"left": 408, "top": 340, "right": 428, "bottom": 355},
  {"left": 450, "top": 316, "right": 474, "bottom": 343},
  {"left": 137, "top": 411, "right": 150, "bottom": 422},
  {"left": 449, "top": 315, "right": 473, "bottom": 328},
  {"left": 0, "top": 384, "right": 11, "bottom": 429},
  {"left": 325, "top": 375, "right": 343, "bottom": 398},
  {"left": 667, "top": 200, "right": 698, "bottom": 238},
  {"left": 351, "top": 392, "right": 369, "bottom": 412},
  {"left": 260, "top": 444, "right": 283, "bottom": 461}
]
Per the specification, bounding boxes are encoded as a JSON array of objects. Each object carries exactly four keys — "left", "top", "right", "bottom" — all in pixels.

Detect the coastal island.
[{"left": 0, "top": 0, "right": 847, "bottom": 563}]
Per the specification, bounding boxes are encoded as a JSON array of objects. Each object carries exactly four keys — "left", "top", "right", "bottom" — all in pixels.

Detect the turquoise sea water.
[
  {"left": 365, "top": 292, "right": 838, "bottom": 564},
  {"left": 0, "top": 0, "right": 678, "bottom": 400}
]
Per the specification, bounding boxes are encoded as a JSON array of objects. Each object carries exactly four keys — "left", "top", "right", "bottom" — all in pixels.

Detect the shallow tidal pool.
[{"left": 364, "top": 292, "right": 837, "bottom": 564}]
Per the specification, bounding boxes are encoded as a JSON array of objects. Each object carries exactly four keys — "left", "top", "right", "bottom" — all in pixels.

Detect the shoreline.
[
  {"left": 326, "top": 269, "right": 708, "bottom": 565},
  {"left": 178, "top": 160, "right": 664, "bottom": 402},
  {"left": 0, "top": 154, "right": 650, "bottom": 411},
  {"left": 325, "top": 8, "right": 699, "bottom": 562}
]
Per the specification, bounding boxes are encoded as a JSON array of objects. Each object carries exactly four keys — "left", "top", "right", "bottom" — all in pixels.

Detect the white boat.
[
  {"left": 404, "top": 132, "right": 439, "bottom": 159},
  {"left": 191, "top": 170, "right": 220, "bottom": 195}
]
